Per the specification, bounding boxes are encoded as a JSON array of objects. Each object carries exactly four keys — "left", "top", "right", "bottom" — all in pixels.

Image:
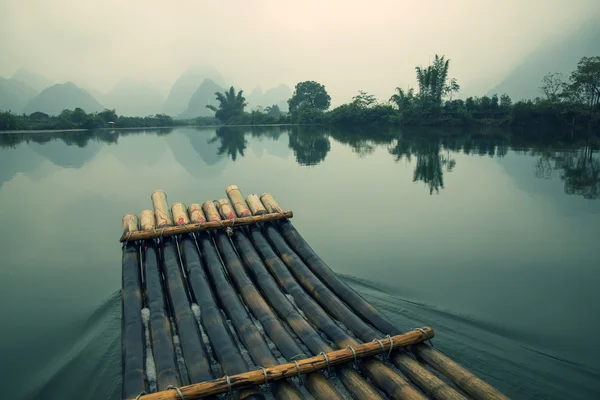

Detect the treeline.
[
  {"left": 3, "top": 55, "right": 598, "bottom": 132},
  {"left": 204, "top": 55, "right": 600, "bottom": 131},
  {"left": 0, "top": 108, "right": 178, "bottom": 131}
]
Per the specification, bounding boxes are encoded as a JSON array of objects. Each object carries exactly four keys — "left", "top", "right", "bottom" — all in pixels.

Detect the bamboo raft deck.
[{"left": 121, "top": 186, "right": 508, "bottom": 400}]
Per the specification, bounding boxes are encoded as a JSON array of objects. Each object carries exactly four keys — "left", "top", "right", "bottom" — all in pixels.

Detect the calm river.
[{"left": 0, "top": 126, "right": 598, "bottom": 399}]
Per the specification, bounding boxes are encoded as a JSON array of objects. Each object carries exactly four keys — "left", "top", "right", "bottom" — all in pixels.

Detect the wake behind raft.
[{"left": 120, "top": 186, "right": 509, "bottom": 400}]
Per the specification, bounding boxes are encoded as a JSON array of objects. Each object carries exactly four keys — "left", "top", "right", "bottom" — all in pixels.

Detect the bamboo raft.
[{"left": 120, "top": 186, "right": 508, "bottom": 400}]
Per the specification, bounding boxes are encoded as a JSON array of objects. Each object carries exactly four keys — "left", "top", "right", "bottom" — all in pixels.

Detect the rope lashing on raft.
[
  {"left": 346, "top": 345, "right": 358, "bottom": 369},
  {"left": 373, "top": 338, "right": 386, "bottom": 357},
  {"left": 257, "top": 366, "right": 269, "bottom": 387},
  {"left": 385, "top": 334, "right": 394, "bottom": 358},
  {"left": 319, "top": 352, "right": 332, "bottom": 376},
  {"left": 293, "top": 360, "right": 303, "bottom": 385},
  {"left": 135, "top": 391, "right": 147, "bottom": 400},
  {"left": 413, "top": 327, "right": 434, "bottom": 347},
  {"left": 223, "top": 375, "right": 233, "bottom": 399},
  {"left": 217, "top": 219, "right": 235, "bottom": 237},
  {"left": 166, "top": 385, "right": 185, "bottom": 400}
]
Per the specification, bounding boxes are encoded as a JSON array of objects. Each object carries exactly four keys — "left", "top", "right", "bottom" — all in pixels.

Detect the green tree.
[
  {"left": 490, "top": 94, "right": 499, "bottom": 111},
  {"left": 569, "top": 56, "right": 600, "bottom": 109},
  {"left": 206, "top": 86, "right": 247, "bottom": 124},
  {"left": 415, "top": 54, "right": 458, "bottom": 111},
  {"left": 500, "top": 94, "right": 512, "bottom": 109},
  {"left": 351, "top": 90, "right": 377, "bottom": 108},
  {"left": 390, "top": 87, "right": 415, "bottom": 111},
  {"left": 539, "top": 72, "right": 565, "bottom": 102},
  {"left": 265, "top": 104, "right": 281, "bottom": 118},
  {"left": 71, "top": 107, "right": 88, "bottom": 127},
  {"left": 444, "top": 78, "right": 460, "bottom": 101},
  {"left": 288, "top": 81, "right": 331, "bottom": 113}
]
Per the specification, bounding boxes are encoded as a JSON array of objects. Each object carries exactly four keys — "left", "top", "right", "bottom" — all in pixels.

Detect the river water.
[{"left": 0, "top": 126, "right": 598, "bottom": 399}]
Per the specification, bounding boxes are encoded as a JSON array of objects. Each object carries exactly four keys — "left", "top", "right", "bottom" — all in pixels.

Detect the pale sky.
[{"left": 1, "top": 0, "right": 599, "bottom": 104}]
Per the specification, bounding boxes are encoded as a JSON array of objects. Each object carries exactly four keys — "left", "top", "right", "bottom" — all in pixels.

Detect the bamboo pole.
[
  {"left": 121, "top": 214, "right": 147, "bottom": 399},
  {"left": 264, "top": 194, "right": 509, "bottom": 400},
  {"left": 246, "top": 194, "right": 267, "bottom": 216},
  {"left": 147, "top": 196, "right": 213, "bottom": 384},
  {"left": 233, "top": 223, "right": 383, "bottom": 400},
  {"left": 187, "top": 203, "right": 206, "bottom": 224},
  {"left": 226, "top": 185, "right": 252, "bottom": 217},
  {"left": 119, "top": 211, "right": 293, "bottom": 242},
  {"left": 171, "top": 205, "right": 261, "bottom": 400},
  {"left": 216, "top": 197, "right": 345, "bottom": 400},
  {"left": 247, "top": 224, "right": 425, "bottom": 400},
  {"left": 253, "top": 195, "right": 469, "bottom": 400},
  {"left": 151, "top": 190, "right": 173, "bottom": 228},
  {"left": 197, "top": 201, "right": 304, "bottom": 400},
  {"left": 135, "top": 328, "right": 434, "bottom": 400},
  {"left": 139, "top": 210, "right": 181, "bottom": 391},
  {"left": 411, "top": 346, "right": 509, "bottom": 400}
]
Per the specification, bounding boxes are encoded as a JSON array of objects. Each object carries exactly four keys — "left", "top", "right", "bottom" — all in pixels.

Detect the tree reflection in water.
[{"left": 0, "top": 126, "right": 597, "bottom": 199}]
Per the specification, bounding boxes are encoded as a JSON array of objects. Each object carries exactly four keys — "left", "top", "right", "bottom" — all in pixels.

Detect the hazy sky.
[{"left": 1, "top": 0, "right": 599, "bottom": 104}]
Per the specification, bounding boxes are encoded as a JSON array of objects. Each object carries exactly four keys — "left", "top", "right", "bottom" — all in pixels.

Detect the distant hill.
[
  {"left": 245, "top": 84, "right": 291, "bottom": 111},
  {"left": 262, "top": 84, "right": 292, "bottom": 111},
  {"left": 180, "top": 79, "right": 224, "bottom": 118},
  {"left": 23, "top": 82, "right": 105, "bottom": 115},
  {"left": 488, "top": 22, "right": 600, "bottom": 101},
  {"left": 0, "top": 77, "right": 38, "bottom": 112},
  {"left": 246, "top": 86, "right": 264, "bottom": 109},
  {"left": 163, "top": 66, "right": 226, "bottom": 116},
  {"left": 10, "top": 68, "right": 52, "bottom": 92},
  {"left": 103, "top": 78, "right": 165, "bottom": 116}
]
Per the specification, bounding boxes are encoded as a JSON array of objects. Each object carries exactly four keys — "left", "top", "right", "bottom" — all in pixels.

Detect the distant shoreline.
[{"left": 0, "top": 123, "right": 308, "bottom": 135}]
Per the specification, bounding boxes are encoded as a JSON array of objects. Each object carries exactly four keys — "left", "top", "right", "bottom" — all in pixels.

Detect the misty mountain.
[
  {"left": 262, "top": 84, "right": 292, "bottom": 111},
  {"left": 245, "top": 84, "right": 291, "bottom": 111},
  {"left": 23, "top": 82, "right": 105, "bottom": 115},
  {"left": 246, "top": 86, "right": 264, "bottom": 109},
  {"left": 180, "top": 79, "right": 224, "bottom": 118},
  {"left": 0, "top": 77, "right": 38, "bottom": 112},
  {"left": 163, "top": 66, "right": 226, "bottom": 116},
  {"left": 10, "top": 68, "right": 52, "bottom": 92},
  {"left": 103, "top": 78, "right": 165, "bottom": 116},
  {"left": 489, "top": 23, "right": 600, "bottom": 101}
]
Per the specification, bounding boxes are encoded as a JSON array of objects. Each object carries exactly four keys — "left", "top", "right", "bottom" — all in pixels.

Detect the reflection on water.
[
  {"left": 2, "top": 126, "right": 598, "bottom": 199},
  {"left": 0, "top": 126, "right": 599, "bottom": 400}
]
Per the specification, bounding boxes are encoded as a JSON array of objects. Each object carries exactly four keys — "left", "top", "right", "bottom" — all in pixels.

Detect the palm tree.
[
  {"left": 206, "top": 86, "right": 247, "bottom": 124},
  {"left": 389, "top": 87, "right": 415, "bottom": 110}
]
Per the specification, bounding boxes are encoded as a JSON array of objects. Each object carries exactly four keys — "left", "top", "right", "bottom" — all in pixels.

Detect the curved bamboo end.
[
  {"left": 246, "top": 194, "right": 267, "bottom": 216},
  {"left": 122, "top": 214, "right": 139, "bottom": 235},
  {"left": 139, "top": 209, "right": 156, "bottom": 231},
  {"left": 216, "top": 199, "right": 236, "bottom": 220},
  {"left": 202, "top": 200, "right": 221, "bottom": 222},
  {"left": 260, "top": 193, "right": 284, "bottom": 214},
  {"left": 151, "top": 190, "right": 173, "bottom": 227},
  {"left": 226, "top": 185, "right": 252, "bottom": 217},
  {"left": 188, "top": 203, "right": 207, "bottom": 224},
  {"left": 171, "top": 202, "right": 190, "bottom": 226}
]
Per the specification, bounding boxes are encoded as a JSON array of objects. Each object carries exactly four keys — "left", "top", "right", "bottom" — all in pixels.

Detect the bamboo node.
[{"left": 166, "top": 385, "right": 185, "bottom": 400}]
